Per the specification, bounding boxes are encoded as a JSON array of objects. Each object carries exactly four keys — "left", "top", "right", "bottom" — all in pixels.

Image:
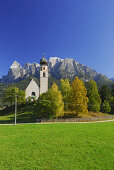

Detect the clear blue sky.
[{"left": 0, "top": 0, "right": 114, "bottom": 78}]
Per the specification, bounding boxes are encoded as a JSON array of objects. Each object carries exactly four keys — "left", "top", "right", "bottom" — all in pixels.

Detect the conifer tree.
[
  {"left": 101, "top": 100, "right": 111, "bottom": 113},
  {"left": 70, "top": 76, "right": 88, "bottom": 115},
  {"left": 111, "top": 83, "right": 114, "bottom": 97},
  {"left": 109, "top": 96, "right": 114, "bottom": 113},
  {"left": 99, "top": 84, "right": 111, "bottom": 102},
  {"left": 86, "top": 80, "right": 101, "bottom": 112},
  {"left": 60, "top": 79, "right": 71, "bottom": 111}
]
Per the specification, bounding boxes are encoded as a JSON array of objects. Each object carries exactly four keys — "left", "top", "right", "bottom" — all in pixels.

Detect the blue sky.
[{"left": 0, "top": 0, "right": 114, "bottom": 78}]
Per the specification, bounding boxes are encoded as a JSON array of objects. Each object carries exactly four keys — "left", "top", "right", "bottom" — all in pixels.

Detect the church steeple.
[
  {"left": 40, "top": 56, "right": 47, "bottom": 65},
  {"left": 40, "top": 56, "right": 48, "bottom": 95}
]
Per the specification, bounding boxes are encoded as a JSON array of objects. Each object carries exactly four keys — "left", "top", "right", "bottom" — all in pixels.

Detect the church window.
[
  {"left": 43, "top": 72, "right": 45, "bottom": 77},
  {"left": 41, "top": 67, "right": 42, "bottom": 71},
  {"left": 31, "top": 92, "right": 36, "bottom": 96},
  {"left": 43, "top": 67, "right": 45, "bottom": 70}
]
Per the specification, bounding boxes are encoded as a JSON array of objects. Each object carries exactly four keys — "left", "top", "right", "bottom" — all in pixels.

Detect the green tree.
[
  {"left": 86, "top": 80, "right": 101, "bottom": 112},
  {"left": 35, "top": 93, "right": 52, "bottom": 118},
  {"left": 109, "top": 97, "right": 114, "bottom": 113},
  {"left": 17, "top": 90, "right": 26, "bottom": 104},
  {"left": 60, "top": 79, "right": 71, "bottom": 111},
  {"left": 99, "top": 84, "right": 111, "bottom": 102},
  {"left": 101, "top": 100, "right": 111, "bottom": 113},
  {"left": 111, "top": 83, "right": 114, "bottom": 97},
  {"left": 4, "top": 86, "right": 19, "bottom": 105},
  {"left": 70, "top": 76, "right": 88, "bottom": 115},
  {"left": 35, "top": 83, "right": 64, "bottom": 118},
  {"left": 4, "top": 87, "right": 25, "bottom": 106}
]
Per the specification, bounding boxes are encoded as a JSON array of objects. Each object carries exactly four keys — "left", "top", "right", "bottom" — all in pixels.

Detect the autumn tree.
[
  {"left": 70, "top": 76, "right": 88, "bottom": 115},
  {"left": 35, "top": 83, "right": 64, "bottom": 118},
  {"left": 86, "top": 80, "right": 101, "bottom": 112},
  {"left": 60, "top": 79, "right": 71, "bottom": 111}
]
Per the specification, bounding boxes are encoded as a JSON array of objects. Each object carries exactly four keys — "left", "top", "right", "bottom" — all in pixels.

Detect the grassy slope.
[
  {"left": 0, "top": 105, "right": 112, "bottom": 124},
  {"left": 0, "top": 102, "right": 113, "bottom": 124},
  {"left": 78, "top": 111, "right": 110, "bottom": 118},
  {"left": 0, "top": 122, "right": 114, "bottom": 169},
  {"left": 0, "top": 104, "right": 36, "bottom": 124}
]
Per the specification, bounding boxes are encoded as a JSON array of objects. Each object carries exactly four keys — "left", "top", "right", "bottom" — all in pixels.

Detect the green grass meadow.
[{"left": 0, "top": 122, "right": 114, "bottom": 169}]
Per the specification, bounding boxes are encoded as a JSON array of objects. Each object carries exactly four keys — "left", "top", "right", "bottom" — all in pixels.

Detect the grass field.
[{"left": 0, "top": 122, "right": 114, "bottom": 169}]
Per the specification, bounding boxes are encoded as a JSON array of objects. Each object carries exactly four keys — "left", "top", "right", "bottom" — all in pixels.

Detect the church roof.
[
  {"left": 25, "top": 79, "right": 39, "bottom": 91},
  {"left": 40, "top": 56, "right": 47, "bottom": 65},
  {"left": 16, "top": 77, "right": 39, "bottom": 91}
]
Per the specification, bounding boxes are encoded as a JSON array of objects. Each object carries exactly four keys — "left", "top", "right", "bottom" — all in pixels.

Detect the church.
[{"left": 25, "top": 56, "right": 48, "bottom": 100}]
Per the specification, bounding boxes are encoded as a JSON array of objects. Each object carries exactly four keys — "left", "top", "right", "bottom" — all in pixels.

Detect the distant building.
[{"left": 25, "top": 56, "right": 48, "bottom": 100}]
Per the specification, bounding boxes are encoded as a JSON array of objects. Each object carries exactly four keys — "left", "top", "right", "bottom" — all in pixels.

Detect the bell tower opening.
[{"left": 43, "top": 72, "right": 45, "bottom": 77}]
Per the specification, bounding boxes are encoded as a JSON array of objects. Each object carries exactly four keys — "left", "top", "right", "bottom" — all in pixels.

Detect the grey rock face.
[
  {"left": 2, "top": 61, "right": 23, "bottom": 83},
  {"left": 23, "top": 63, "right": 40, "bottom": 78},
  {"left": 1, "top": 57, "right": 112, "bottom": 84},
  {"left": 49, "top": 57, "right": 98, "bottom": 81},
  {"left": 2, "top": 61, "right": 40, "bottom": 83}
]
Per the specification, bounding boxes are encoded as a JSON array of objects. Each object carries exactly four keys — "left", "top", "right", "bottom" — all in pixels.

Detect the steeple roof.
[{"left": 40, "top": 56, "right": 47, "bottom": 65}]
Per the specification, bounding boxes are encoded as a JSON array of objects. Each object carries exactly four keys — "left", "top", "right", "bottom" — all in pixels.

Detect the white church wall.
[{"left": 25, "top": 79, "right": 39, "bottom": 99}]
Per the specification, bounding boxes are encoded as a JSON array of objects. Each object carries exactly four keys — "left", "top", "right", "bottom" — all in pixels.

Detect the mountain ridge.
[{"left": 0, "top": 57, "right": 113, "bottom": 86}]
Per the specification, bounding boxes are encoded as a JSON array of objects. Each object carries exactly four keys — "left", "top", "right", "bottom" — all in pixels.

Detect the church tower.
[{"left": 40, "top": 56, "right": 48, "bottom": 95}]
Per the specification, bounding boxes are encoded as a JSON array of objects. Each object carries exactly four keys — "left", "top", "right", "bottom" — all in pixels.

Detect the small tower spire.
[{"left": 43, "top": 52, "right": 45, "bottom": 58}]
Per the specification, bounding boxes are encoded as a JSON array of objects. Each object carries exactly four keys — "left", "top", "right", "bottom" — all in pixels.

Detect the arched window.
[
  {"left": 43, "top": 72, "right": 45, "bottom": 77},
  {"left": 31, "top": 92, "right": 36, "bottom": 96}
]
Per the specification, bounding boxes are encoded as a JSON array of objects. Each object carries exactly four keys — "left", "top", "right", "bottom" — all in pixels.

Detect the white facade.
[
  {"left": 40, "top": 65, "right": 48, "bottom": 95},
  {"left": 25, "top": 79, "right": 39, "bottom": 99}
]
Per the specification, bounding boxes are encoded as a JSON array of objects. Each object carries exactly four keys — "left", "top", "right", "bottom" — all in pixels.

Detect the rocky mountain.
[
  {"left": 2, "top": 61, "right": 40, "bottom": 83},
  {"left": 0, "top": 57, "right": 112, "bottom": 86}
]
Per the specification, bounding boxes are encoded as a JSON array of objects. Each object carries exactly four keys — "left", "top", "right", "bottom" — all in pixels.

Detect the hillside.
[{"left": 0, "top": 102, "right": 112, "bottom": 124}]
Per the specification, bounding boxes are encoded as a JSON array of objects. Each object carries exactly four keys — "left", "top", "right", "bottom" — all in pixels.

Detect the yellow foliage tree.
[
  {"left": 48, "top": 83, "right": 64, "bottom": 117},
  {"left": 60, "top": 79, "right": 71, "bottom": 111},
  {"left": 70, "top": 76, "right": 89, "bottom": 115}
]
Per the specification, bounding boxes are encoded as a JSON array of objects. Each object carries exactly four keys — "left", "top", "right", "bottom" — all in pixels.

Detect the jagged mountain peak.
[
  {"left": 49, "top": 57, "right": 64, "bottom": 61},
  {"left": 49, "top": 57, "right": 64, "bottom": 68},
  {"left": 10, "top": 61, "right": 22, "bottom": 69}
]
